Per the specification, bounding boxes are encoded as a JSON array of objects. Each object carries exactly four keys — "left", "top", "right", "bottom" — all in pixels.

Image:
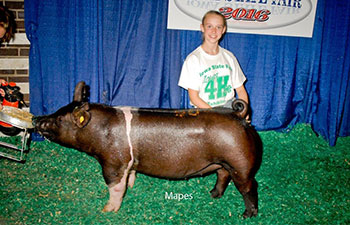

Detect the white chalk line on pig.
[{"left": 121, "top": 107, "right": 136, "bottom": 187}]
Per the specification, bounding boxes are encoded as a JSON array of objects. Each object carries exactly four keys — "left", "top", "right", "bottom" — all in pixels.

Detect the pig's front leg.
[
  {"left": 103, "top": 107, "right": 135, "bottom": 212},
  {"left": 128, "top": 170, "right": 136, "bottom": 188},
  {"left": 102, "top": 174, "right": 128, "bottom": 212},
  {"left": 102, "top": 162, "right": 134, "bottom": 213}
]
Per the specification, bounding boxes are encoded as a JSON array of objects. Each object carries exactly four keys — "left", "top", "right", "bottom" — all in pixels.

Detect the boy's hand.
[{"left": 0, "top": 79, "right": 5, "bottom": 98}]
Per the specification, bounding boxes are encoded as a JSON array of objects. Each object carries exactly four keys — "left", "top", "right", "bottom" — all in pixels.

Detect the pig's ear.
[
  {"left": 71, "top": 103, "right": 91, "bottom": 128},
  {"left": 73, "top": 81, "right": 89, "bottom": 102}
]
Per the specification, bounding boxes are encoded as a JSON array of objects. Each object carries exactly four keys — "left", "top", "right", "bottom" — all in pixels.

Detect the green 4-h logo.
[{"left": 205, "top": 75, "right": 232, "bottom": 100}]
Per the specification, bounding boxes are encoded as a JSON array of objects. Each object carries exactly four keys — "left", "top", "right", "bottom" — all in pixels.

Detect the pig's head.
[{"left": 33, "top": 81, "right": 91, "bottom": 148}]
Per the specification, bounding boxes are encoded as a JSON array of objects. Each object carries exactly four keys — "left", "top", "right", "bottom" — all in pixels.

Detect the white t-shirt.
[{"left": 178, "top": 46, "right": 246, "bottom": 107}]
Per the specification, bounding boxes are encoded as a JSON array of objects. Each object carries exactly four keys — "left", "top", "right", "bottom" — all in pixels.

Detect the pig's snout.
[
  {"left": 33, "top": 117, "right": 52, "bottom": 130},
  {"left": 32, "top": 116, "right": 58, "bottom": 139},
  {"left": 32, "top": 116, "right": 43, "bottom": 127},
  {"left": 32, "top": 116, "right": 50, "bottom": 130}
]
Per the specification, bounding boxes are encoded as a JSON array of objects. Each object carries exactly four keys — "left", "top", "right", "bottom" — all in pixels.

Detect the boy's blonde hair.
[{"left": 201, "top": 10, "right": 227, "bottom": 28}]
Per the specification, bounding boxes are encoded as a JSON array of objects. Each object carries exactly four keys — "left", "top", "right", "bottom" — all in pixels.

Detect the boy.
[{"left": 178, "top": 10, "right": 249, "bottom": 109}]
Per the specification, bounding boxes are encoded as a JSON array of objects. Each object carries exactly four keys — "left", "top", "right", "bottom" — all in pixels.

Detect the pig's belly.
[
  {"left": 136, "top": 164, "right": 222, "bottom": 179},
  {"left": 135, "top": 152, "right": 223, "bottom": 179},
  {"left": 130, "top": 124, "right": 229, "bottom": 178}
]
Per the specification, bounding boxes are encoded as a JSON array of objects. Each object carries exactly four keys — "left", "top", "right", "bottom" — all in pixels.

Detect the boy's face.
[
  {"left": 0, "top": 26, "right": 6, "bottom": 38},
  {"left": 200, "top": 14, "right": 226, "bottom": 44}
]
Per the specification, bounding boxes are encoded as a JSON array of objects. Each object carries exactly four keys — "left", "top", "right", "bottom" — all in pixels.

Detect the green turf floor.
[{"left": 1, "top": 124, "right": 349, "bottom": 224}]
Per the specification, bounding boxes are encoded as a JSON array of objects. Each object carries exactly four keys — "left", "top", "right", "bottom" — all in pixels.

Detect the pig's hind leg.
[
  {"left": 210, "top": 168, "right": 231, "bottom": 198},
  {"left": 230, "top": 170, "right": 258, "bottom": 218}
]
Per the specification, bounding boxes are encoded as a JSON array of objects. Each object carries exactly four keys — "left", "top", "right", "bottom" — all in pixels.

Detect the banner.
[{"left": 168, "top": 0, "right": 318, "bottom": 37}]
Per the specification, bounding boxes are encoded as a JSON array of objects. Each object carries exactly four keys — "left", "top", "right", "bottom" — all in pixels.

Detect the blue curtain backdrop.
[{"left": 25, "top": 0, "right": 349, "bottom": 146}]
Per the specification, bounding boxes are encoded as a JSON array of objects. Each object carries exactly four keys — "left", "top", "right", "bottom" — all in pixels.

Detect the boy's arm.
[
  {"left": 188, "top": 89, "right": 212, "bottom": 108},
  {"left": 235, "top": 85, "right": 249, "bottom": 104}
]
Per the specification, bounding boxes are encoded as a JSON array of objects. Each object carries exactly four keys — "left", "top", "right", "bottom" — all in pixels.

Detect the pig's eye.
[{"left": 56, "top": 116, "right": 63, "bottom": 125}]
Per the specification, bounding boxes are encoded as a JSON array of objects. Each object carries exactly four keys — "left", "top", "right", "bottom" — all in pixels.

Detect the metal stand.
[
  {"left": 0, "top": 127, "right": 31, "bottom": 162},
  {"left": 0, "top": 107, "right": 33, "bottom": 163}
]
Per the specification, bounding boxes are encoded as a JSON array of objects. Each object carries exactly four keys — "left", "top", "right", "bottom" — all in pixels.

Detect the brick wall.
[{"left": 0, "top": 0, "right": 30, "bottom": 106}]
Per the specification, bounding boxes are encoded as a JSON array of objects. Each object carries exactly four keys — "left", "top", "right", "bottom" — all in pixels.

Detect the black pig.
[{"left": 33, "top": 81, "right": 262, "bottom": 218}]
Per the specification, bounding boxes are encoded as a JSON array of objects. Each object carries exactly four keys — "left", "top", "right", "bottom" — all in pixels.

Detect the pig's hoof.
[
  {"left": 242, "top": 208, "right": 258, "bottom": 218},
  {"left": 210, "top": 189, "right": 223, "bottom": 198},
  {"left": 102, "top": 203, "right": 120, "bottom": 213}
]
